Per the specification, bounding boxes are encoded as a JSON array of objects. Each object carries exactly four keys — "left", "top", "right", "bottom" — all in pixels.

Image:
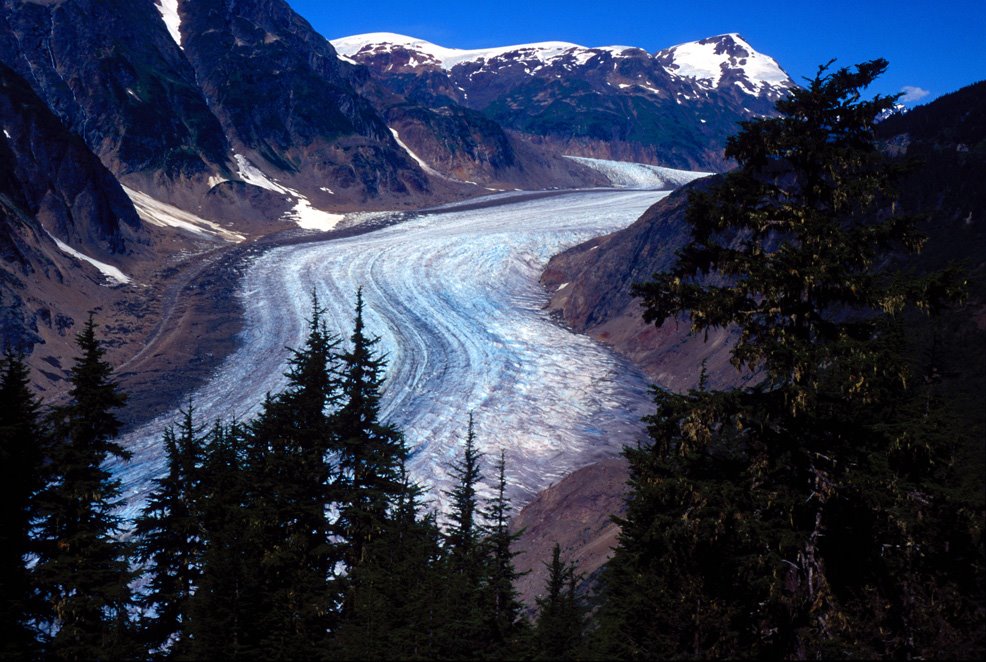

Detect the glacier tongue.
[
  {"left": 565, "top": 156, "right": 711, "bottom": 189},
  {"left": 111, "top": 190, "right": 666, "bottom": 515}
]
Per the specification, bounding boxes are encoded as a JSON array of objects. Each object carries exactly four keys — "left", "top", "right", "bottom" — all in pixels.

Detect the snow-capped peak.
[
  {"left": 330, "top": 32, "right": 637, "bottom": 71},
  {"left": 656, "top": 33, "right": 790, "bottom": 94},
  {"left": 332, "top": 32, "right": 792, "bottom": 97}
]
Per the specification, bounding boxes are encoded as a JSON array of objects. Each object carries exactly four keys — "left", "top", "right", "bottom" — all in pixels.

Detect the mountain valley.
[
  {"left": 1, "top": 0, "right": 791, "bottom": 403},
  {"left": 2, "top": 2, "right": 983, "bottom": 656}
]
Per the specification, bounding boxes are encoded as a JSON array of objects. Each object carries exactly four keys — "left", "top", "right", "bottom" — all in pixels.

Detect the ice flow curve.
[{"left": 114, "top": 190, "right": 668, "bottom": 514}]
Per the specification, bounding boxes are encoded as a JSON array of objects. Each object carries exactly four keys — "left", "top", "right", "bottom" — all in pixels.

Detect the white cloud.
[{"left": 900, "top": 85, "right": 930, "bottom": 103}]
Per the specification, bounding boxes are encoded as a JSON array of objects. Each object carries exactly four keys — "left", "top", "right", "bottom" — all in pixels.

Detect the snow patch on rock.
[
  {"left": 155, "top": 0, "right": 182, "bottom": 49},
  {"left": 233, "top": 154, "right": 343, "bottom": 231},
  {"left": 289, "top": 199, "right": 344, "bottom": 232},
  {"left": 234, "top": 154, "right": 292, "bottom": 195},
  {"left": 124, "top": 187, "right": 245, "bottom": 243},
  {"left": 46, "top": 231, "right": 131, "bottom": 285},
  {"left": 389, "top": 128, "right": 444, "bottom": 178}
]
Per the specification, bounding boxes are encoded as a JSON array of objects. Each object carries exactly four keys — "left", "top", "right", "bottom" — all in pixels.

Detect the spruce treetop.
[{"left": 634, "top": 59, "right": 964, "bottom": 412}]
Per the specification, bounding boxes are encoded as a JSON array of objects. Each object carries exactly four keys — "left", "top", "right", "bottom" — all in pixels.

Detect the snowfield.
[{"left": 113, "top": 190, "right": 667, "bottom": 515}]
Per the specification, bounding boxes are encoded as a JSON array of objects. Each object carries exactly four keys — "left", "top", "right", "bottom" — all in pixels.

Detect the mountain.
[
  {"left": 0, "top": 0, "right": 231, "bottom": 203},
  {"left": 176, "top": 0, "right": 439, "bottom": 209},
  {"left": 0, "top": 0, "right": 797, "bottom": 394},
  {"left": 1, "top": 2, "right": 779, "bottom": 233},
  {"left": 1, "top": 60, "right": 147, "bottom": 389},
  {"left": 0, "top": 0, "right": 452, "bottom": 228},
  {"left": 332, "top": 32, "right": 794, "bottom": 171}
]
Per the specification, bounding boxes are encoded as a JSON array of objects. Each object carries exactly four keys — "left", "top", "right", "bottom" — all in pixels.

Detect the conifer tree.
[
  {"left": 278, "top": 289, "right": 340, "bottom": 585},
  {"left": 481, "top": 449, "right": 527, "bottom": 654},
  {"left": 32, "top": 314, "right": 135, "bottom": 659},
  {"left": 245, "top": 292, "right": 342, "bottom": 658},
  {"left": 187, "top": 421, "right": 260, "bottom": 660},
  {"left": 533, "top": 544, "right": 583, "bottom": 660},
  {"left": 332, "top": 462, "right": 446, "bottom": 660},
  {"left": 437, "top": 414, "right": 489, "bottom": 657},
  {"left": 134, "top": 402, "right": 206, "bottom": 657},
  {"left": 597, "top": 59, "right": 977, "bottom": 658},
  {"left": 334, "top": 288, "right": 407, "bottom": 577},
  {"left": 0, "top": 351, "right": 46, "bottom": 658},
  {"left": 444, "top": 413, "right": 483, "bottom": 558}
]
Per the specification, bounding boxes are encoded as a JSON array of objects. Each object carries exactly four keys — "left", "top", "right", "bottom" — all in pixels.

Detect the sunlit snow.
[
  {"left": 390, "top": 128, "right": 444, "bottom": 178},
  {"left": 566, "top": 156, "right": 711, "bottom": 189},
  {"left": 46, "top": 231, "right": 131, "bottom": 285},
  {"left": 661, "top": 33, "right": 789, "bottom": 93},
  {"left": 111, "top": 190, "right": 666, "bottom": 516},
  {"left": 331, "top": 32, "right": 637, "bottom": 72},
  {"left": 332, "top": 32, "right": 790, "bottom": 96},
  {"left": 233, "top": 154, "right": 292, "bottom": 195},
  {"left": 233, "top": 153, "right": 343, "bottom": 232},
  {"left": 155, "top": 0, "right": 182, "bottom": 49},
  {"left": 290, "top": 199, "right": 344, "bottom": 232},
  {"left": 125, "top": 187, "right": 245, "bottom": 243}
]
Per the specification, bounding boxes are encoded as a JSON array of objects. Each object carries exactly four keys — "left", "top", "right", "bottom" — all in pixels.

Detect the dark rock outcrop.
[
  {"left": 1, "top": 61, "right": 147, "bottom": 387},
  {"left": 178, "top": 0, "right": 431, "bottom": 207},
  {"left": 0, "top": 0, "right": 232, "bottom": 196}
]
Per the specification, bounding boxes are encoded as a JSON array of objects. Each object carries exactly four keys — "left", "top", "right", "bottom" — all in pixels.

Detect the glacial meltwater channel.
[{"left": 113, "top": 189, "right": 669, "bottom": 514}]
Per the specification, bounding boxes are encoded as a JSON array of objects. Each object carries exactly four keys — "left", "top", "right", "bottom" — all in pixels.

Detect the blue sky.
[{"left": 291, "top": 0, "right": 984, "bottom": 106}]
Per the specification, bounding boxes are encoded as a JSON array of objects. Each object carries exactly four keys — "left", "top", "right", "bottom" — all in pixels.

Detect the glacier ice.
[
  {"left": 566, "top": 156, "right": 711, "bottom": 189},
  {"left": 111, "top": 190, "right": 669, "bottom": 515}
]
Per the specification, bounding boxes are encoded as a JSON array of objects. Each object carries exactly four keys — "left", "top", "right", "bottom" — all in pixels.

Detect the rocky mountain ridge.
[{"left": 332, "top": 31, "right": 794, "bottom": 171}]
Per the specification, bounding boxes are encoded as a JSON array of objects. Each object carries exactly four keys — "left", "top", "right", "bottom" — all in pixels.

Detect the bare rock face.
[
  {"left": 382, "top": 104, "right": 610, "bottom": 190},
  {"left": 0, "top": 0, "right": 444, "bottom": 220},
  {"left": 542, "top": 178, "right": 747, "bottom": 391},
  {"left": 1, "top": 61, "right": 147, "bottom": 389},
  {"left": 178, "top": 0, "right": 432, "bottom": 207},
  {"left": 0, "top": 0, "right": 232, "bottom": 197},
  {"left": 0, "top": 63, "right": 143, "bottom": 262},
  {"left": 510, "top": 458, "right": 629, "bottom": 609}
]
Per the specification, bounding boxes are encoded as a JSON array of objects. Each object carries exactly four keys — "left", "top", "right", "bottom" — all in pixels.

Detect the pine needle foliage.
[
  {"left": 595, "top": 60, "right": 983, "bottom": 658},
  {"left": 133, "top": 402, "right": 207, "bottom": 657},
  {"left": 0, "top": 351, "right": 46, "bottom": 658},
  {"left": 31, "top": 314, "right": 136, "bottom": 660}
]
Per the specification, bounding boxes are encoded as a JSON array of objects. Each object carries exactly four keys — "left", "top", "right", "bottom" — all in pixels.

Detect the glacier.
[
  {"left": 565, "top": 156, "right": 711, "bottom": 189},
  {"left": 111, "top": 190, "right": 667, "bottom": 515}
]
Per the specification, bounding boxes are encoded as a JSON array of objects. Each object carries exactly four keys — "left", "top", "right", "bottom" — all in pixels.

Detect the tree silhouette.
[{"left": 32, "top": 315, "right": 135, "bottom": 659}]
